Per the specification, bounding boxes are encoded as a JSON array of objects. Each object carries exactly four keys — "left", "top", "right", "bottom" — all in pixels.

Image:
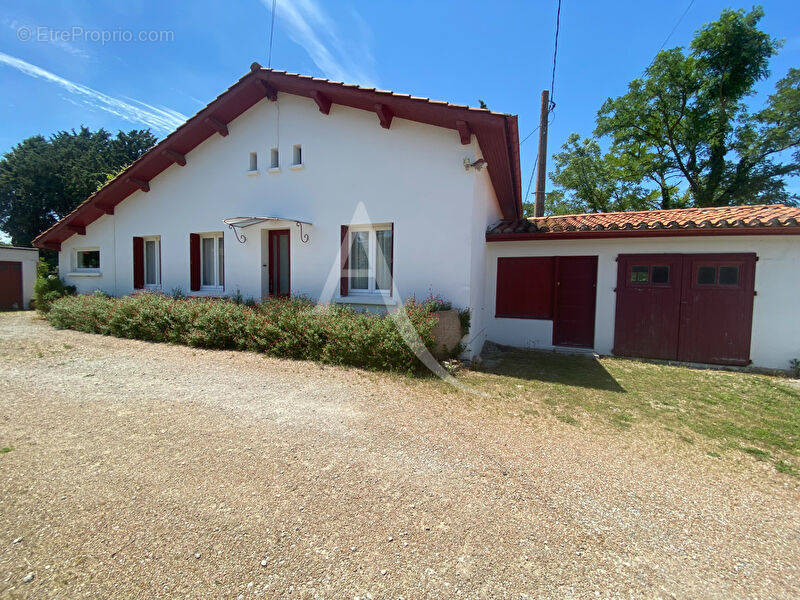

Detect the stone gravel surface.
[{"left": 1, "top": 312, "right": 798, "bottom": 599}]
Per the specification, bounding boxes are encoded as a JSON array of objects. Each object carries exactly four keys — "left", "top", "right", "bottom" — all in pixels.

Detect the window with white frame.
[
  {"left": 143, "top": 236, "right": 161, "bottom": 287},
  {"left": 74, "top": 248, "right": 100, "bottom": 271},
  {"left": 200, "top": 233, "right": 224, "bottom": 289},
  {"left": 349, "top": 224, "right": 392, "bottom": 293},
  {"left": 269, "top": 147, "right": 279, "bottom": 169}
]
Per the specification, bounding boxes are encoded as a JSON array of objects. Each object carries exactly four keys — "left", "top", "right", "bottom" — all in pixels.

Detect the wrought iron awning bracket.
[
  {"left": 296, "top": 221, "right": 309, "bottom": 243},
  {"left": 228, "top": 223, "right": 247, "bottom": 244},
  {"left": 223, "top": 217, "right": 312, "bottom": 245}
]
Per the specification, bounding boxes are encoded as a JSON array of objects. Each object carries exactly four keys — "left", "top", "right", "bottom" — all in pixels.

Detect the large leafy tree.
[
  {"left": 0, "top": 127, "right": 156, "bottom": 247},
  {"left": 551, "top": 7, "right": 799, "bottom": 212}
]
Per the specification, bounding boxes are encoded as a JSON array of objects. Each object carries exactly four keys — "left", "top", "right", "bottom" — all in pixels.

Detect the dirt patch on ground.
[{"left": 1, "top": 312, "right": 798, "bottom": 599}]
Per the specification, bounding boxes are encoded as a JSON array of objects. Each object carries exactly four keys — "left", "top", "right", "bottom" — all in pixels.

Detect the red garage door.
[
  {"left": 0, "top": 261, "right": 23, "bottom": 309},
  {"left": 614, "top": 253, "right": 756, "bottom": 366}
]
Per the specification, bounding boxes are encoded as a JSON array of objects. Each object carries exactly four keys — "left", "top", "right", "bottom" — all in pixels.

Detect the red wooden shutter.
[
  {"left": 189, "top": 233, "right": 201, "bottom": 291},
  {"left": 132, "top": 236, "right": 144, "bottom": 290},
  {"left": 388, "top": 223, "right": 394, "bottom": 297},
  {"left": 495, "top": 257, "right": 555, "bottom": 318},
  {"left": 340, "top": 225, "right": 349, "bottom": 296}
]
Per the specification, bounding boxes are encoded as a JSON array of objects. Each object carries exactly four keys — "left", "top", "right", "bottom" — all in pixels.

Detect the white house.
[{"left": 33, "top": 65, "right": 800, "bottom": 370}]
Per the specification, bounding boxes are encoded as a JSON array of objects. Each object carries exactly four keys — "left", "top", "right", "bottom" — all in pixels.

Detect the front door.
[
  {"left": 552, "top": 256, "right": 598, "bottom": 348},
  {"left": 268, "top": 229, "right": 290, "bottom": 297}
]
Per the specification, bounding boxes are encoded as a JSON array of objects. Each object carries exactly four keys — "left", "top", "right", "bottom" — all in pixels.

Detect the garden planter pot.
[{"left": 430, "top": 308, "right": 462, "bottom": 359}]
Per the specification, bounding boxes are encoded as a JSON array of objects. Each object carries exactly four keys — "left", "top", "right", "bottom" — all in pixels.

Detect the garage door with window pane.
[{"left": 613, "top": 253, "right": 756, "bottom": 366}]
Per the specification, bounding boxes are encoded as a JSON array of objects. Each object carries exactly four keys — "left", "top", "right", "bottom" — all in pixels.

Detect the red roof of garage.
[
  {"left": 487, "top": 204, "right": 800, "bottom": 241},
  {"left": 34, "top": 64, "right": 522, "bottom": 250}
]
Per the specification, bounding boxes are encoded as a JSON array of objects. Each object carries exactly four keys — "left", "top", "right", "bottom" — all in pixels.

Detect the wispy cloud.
[
  {"left": 4, "top": 18, "right": 90, "bottom": 59},
  {"left": 0, "top": 51, "right": 187, "bottom": 133},
  {"left": 261, "top": 0, "right": 378, "bottom": 86}
]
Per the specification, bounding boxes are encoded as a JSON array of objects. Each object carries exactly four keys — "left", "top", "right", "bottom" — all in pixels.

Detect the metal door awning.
[{"left": 222, "top": 216, "right": 312, "bottom": 243}]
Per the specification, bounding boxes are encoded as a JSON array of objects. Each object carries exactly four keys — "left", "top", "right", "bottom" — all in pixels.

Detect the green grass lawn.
[{"left": 459, "top": 349, "right": 800, "bottom": 476}]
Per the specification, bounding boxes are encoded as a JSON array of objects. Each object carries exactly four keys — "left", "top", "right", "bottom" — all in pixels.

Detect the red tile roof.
[
  {"left": 487, "top": 204, "right": 800, "bottom": 240},
  {"left": 34, "top": 64, "right": 522, "bottom": 250}
]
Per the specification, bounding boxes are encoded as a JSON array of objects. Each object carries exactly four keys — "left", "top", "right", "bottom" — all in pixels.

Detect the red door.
[
  {"left": 613, "top": 254, "right": 684, "bottom": 360},
  {"left": 0, "top": 261, "right": 23, "bottom": 309},
  {"left": 677, "top": 254, "right": 756, "bottom": 366},
  {"left": 553, "top": 256, "right": 597, "bottom": 348},
  {"left": 613, "top": 253, "right": 756, "bottom": 366},
  {"left": 268, "top": 229, "right": 290, "bottom": 296}
]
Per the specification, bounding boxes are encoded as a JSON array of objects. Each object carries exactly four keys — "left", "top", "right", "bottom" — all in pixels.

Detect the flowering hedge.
[{"left": 46, "top": 292, "right": 441, "bottom": 373}]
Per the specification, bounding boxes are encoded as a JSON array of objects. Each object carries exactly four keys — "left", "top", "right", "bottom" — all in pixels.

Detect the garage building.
[{"left": 485, "top": 205, "right": 800, "bottom": 371}]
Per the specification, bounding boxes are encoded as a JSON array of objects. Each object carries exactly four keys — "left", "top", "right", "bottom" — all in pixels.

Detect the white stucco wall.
[
  {"left": 467, "top": 168, "right": 503, "bottom": 354},
  {"left": 58, "top": 93, "right": 499, "bottom": 355},
  {"left": 485, "top": 235, "right": 800, "bottom": 370},
  {"left": 0, "top": 246, "right": 39, "bottom": 309}
]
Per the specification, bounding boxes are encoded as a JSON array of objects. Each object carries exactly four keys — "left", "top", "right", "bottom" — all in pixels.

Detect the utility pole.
[{"left": 534, "top": 89, "right": 549, "bottom": 218}]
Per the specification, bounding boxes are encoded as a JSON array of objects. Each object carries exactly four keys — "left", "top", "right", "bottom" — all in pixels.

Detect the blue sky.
[{"left": 1, "top": 0, "right": 798, "bottom": 207}]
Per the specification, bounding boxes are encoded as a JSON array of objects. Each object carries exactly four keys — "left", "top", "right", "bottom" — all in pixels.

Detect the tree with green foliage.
[
  {"left": 0, "top": 127, "right": 156, "bottom": 248},
  {"left": 550, "top": 7, "right": 799, "bottom": 213}
]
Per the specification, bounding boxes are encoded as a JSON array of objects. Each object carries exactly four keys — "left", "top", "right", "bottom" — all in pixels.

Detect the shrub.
[
  {"left": 33, "top": 260, "right": 76, "bottom": 314},
  {"left": 791, "top": 358, "right": 800, "bottom": 378},
  {"left": 46, "top": 293, "right": 442, "bottom": 373}
]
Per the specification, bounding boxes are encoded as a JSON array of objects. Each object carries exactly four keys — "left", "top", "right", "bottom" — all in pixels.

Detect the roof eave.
[
  {"left": 486, "top": 227, "right": 800, "bottom": 242},
  {"left": 33, "top": 66, "right": 523, "bottom": 247}
]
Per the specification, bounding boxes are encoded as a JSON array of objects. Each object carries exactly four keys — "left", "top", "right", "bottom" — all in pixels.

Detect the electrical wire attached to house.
[
  {"left": 267, "top": 0, "right": 277, "bottom": 69},
  {"left": 264, "top": 0, "right": 281, "bottom": 162}
]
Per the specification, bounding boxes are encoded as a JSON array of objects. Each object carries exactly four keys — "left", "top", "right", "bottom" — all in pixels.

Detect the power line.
[
  {"left": 549, "top": 0, "right": 562, "bottom": 110},
  {"left": 522, "top": 0, "right": 563, "bottom": 210},
  {"left": 520, "top": 0, "right": 561, "bottom": 144},
  {"left": 524, "top": 153, "right": 539, "bottom": 202},
  {"left": 644, "top": 0, "right": 695, "bottom": 72},
  {"left": 520, "top": 125, "right": 539, "bottom": 145}
]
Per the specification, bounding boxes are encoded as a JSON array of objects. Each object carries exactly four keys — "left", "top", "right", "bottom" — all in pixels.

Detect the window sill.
[
  {"left": 336, "top": 294, "right": 396, "bottom": 306},
  {"left": 191, "top": 287, "right": 225, "bottom": 297},
  {"left": 268, "top": 167, "right": 281, "bottom": 174},
  {"left": 246, "top": 170, "right": 259, "bottom": 177},
  {"left": 289, "top": 163, "right": 305, "bottom": 171},
  {"left": 66, "top": 271, "right": 102, "bottom": 278}
]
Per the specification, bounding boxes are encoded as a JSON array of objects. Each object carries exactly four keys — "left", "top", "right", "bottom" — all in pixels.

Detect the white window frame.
[
  {"left": 348, "top": 224, "right": 392, "bottom": 295},
  {"left": 143, "top": 236, "right": 162, "bottom": 289},
  {"left": 269, "top": 147, "right": 280, "bottom": 171},
  {"left": 199, "top": 232, "right": 224, "bottom": 291},
  {"left": 73, "top": 247, "right": 101, "bottom": 273},
  {"left": 247, "top": 151, "right": 258, "bottom": 175},
  {"left": 290, "top": 144, "right": 304, "bottom": 170}
]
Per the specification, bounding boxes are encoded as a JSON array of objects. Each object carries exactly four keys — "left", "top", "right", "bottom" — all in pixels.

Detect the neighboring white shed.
[{"left": 0, "top": 246, "right": 39, "bottom": 309}]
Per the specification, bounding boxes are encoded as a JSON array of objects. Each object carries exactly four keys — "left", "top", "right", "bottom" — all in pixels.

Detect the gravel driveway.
[{"left": 1, "top": 311, "right": 799, "bottom": 599}]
